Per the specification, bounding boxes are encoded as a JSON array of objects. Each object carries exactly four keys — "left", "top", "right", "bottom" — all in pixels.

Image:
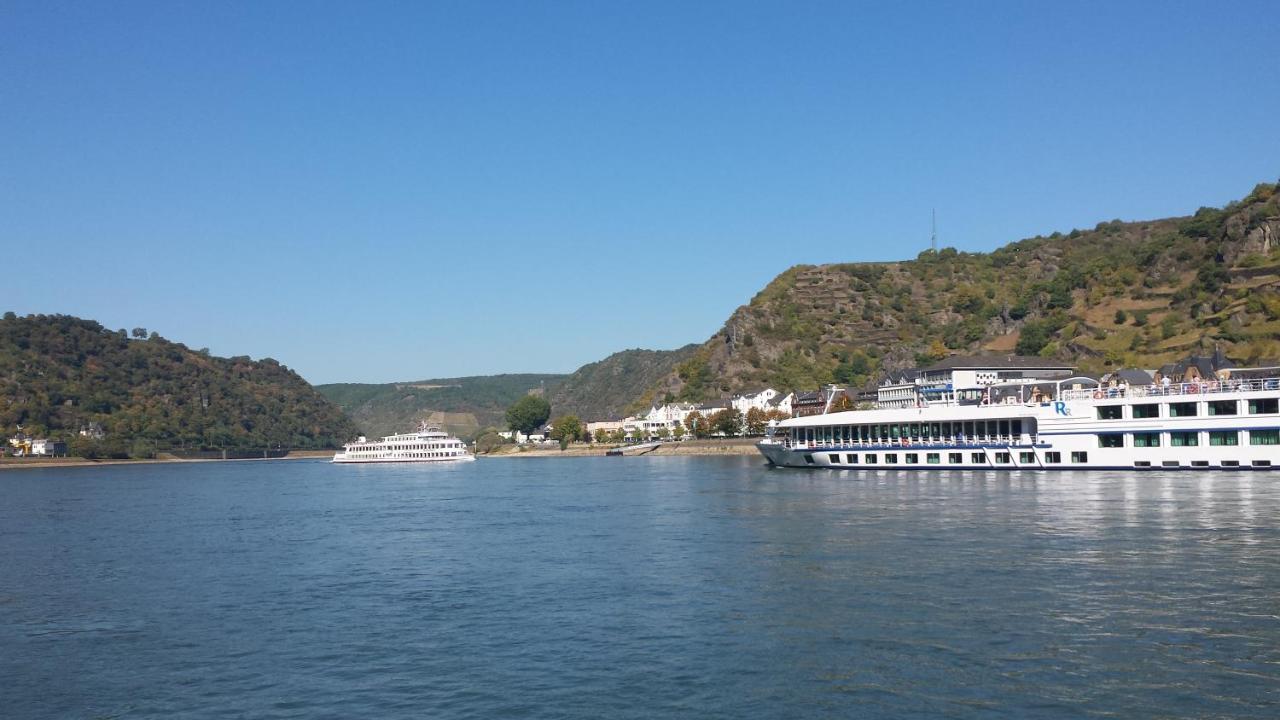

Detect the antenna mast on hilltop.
[{"left": 931, "top": 209, "right": 937, "bottom": 253}]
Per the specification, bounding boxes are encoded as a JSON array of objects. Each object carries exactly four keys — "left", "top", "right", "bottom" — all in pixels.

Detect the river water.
[{"left": 1, "top": 457, "right": 1277, "bottom": 718}]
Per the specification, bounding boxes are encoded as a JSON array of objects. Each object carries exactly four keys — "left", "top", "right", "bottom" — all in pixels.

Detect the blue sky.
[{"left": 4, "top": 1, "right": 1277, "bottom": 384}]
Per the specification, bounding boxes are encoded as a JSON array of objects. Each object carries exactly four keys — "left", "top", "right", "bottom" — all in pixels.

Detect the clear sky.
[{"left": 4, "top": 1, "right": 1277, "bottom": 384}]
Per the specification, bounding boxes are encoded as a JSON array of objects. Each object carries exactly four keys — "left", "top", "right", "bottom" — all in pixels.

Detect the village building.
[
  {"left": 791, "top": 386, "right": 852, "bottom": 417},
  {"left": 767, "top": 392, "right": 794, "bottom": 416},
  {"left": 731, "top": 389, "right": 779, "bottom": 416},
  {"left": 30, "top": 439, "right": 68, "bottom": 457}
]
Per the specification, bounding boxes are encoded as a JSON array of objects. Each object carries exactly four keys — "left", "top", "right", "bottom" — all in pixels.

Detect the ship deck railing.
[
  {"left": 776, "top": 438, "right": 1035, "bottom": 451},
  {"left": 1060, "top": 377, "right": 1280, "bottom": 402}
]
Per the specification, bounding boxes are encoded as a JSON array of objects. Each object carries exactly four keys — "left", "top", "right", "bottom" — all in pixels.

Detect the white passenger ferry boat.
[
  {"left": 759, "top": 377, "right": 1280, "bottom": 471},
  {"left": 332, "top": 423, "right": 475, "bottom": 464}
]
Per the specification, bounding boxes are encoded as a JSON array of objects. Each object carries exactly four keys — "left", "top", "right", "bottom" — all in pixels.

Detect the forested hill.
[
  {"left": 316, "top": 374, "right": 566, "bottom": 440},
  {"left": 0, "top": 314, "right": 359, "bottom": 456},
  {"left": 547, "top": 346, "right": 700, "bottom": 420},
  {"left": 645, "top": 180, "right": 1280, "bottom": 403}
]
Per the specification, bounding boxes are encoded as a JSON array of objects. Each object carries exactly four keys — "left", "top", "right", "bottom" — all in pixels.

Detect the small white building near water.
[
  {"left": 731, "top": 389, "right": 779, "bottom": 416},
  {"left": 30, "top": 439, "right": 68, "bottom": 456},
  {"left": 498, "top": 429, "right": 549, "bottom": 444}
]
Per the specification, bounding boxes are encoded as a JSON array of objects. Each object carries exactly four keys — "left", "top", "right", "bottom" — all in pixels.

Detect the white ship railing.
[{"left": 1060, "top": 377, "right": 1280, "bottom": 402}]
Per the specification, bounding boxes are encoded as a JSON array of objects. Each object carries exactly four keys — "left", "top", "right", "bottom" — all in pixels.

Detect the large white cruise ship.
[
  {"left": 332, "top": 423, "right": 475, "bottom": 464},
  {"left": 759, "top": 376, "right": 1280, "bottom": 471}
]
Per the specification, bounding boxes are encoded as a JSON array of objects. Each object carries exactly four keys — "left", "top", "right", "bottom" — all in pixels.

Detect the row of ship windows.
[
  {"left": 355, "top": 448, "right": 460, "bottom": 453},
  {"left": 790, "top": 419, "right": 1026, "bottom": 444},
  {"left": 1098, "top": 398, "right": 1279, "bottom": 420},
  {"left": 807, "top": 451, "right": 1274, "bottom": 468},
  {"left": 1098, "top": 429, "right": 1278, "bottom": 447},
  {"left": 351, "top": 443, "right": 460, "bottom": 452},
  {"left": 808, "top": 451, "right": 1079, "bottom": 465}
]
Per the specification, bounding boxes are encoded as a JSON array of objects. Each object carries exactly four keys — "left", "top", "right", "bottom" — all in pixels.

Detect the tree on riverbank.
[
  {"left": 548, "top": 415, "right": 584, "bottom": 450},
  {"left": 506, "top": 394, "right": 551, "bottom": 438}
]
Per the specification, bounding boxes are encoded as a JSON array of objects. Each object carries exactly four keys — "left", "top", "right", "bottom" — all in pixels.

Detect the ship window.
[
  {"left": 1132, "top": 432, "right": 1160, "bottom": 447},
  {"left": 927, "top": 453, "right": 940, "bottom": 464},
  {"left": 1208, "top": 400, "right": 1237, "bottom": 416},
  {"left": 1168, "top": 402, "right": 1197, "bottom": 417},
  {"left": 1249, "top": 429, "right": 1280, "bottom": 445},
  {"left": 1209, "top": 431, "right": 1239, "bottom": 446},
  {"left": 1132, "top": 404, "right": 1159, "bottom": 419},
  {"left": 1019, "top": 452, "right": 1035, "bottom": 463},
  {"left": 1222, "top": 460, "right": 1240, "bottom": 467},
  {"left": 804, "top": 454, "right": 815, "bottom": 465},
  {"left": 971, "top": 452, "right": 984, "bottom": 463},
  {"left": 1249, "top": 398, "right": 1279, "bottom": 414},
  {"left": 1191, "top": 460, "right": 1209, "bottom": 467},
  {"left": 1170, "top": 432, "right": 1199, "bottom": 446},
  {"left": 1071, "top": 451, "right": 1088, "bottom": 463},
  {"left": 1045, "top": 451, "right": 1061, "bottom": 463},
  {"left": 885, "top": 453, "right": 898, "bottom": 464},
  {"left": 865, "top": 454, "right": 877, "bottom": 464},
  {"left": 995, "top": 452, "right": 1011, "bottom": 463},
  {"left": 1098, "top": 434, "right": 1124, "bottom": 448},
  {"left": 828, "top": 454, "right": 840, "bottom": 464},
  {"left": 1162, "top": 461, "right": 1180, "bottom": 467},
  {"left": 1253, "top": 460, "right": 1272, "bottom": 467},
  {"left": 1097, "top": 406, "right": 1122, "bottom": 420},
  {"left": 999, "top": 420, "right": 1010, "bottom": 437},
  {"left": 905, "top": 453, "right": 918, "bottom": 464},
  {"left": 1134, "top": 461, "right": 1151, "bottom": 468},
  {"left": 1011, "top": 419, "right": 1022, "bottom": 436},
  {"left": 846, "top": 454, "right": 858, "bottom": 464},
  {"left": 949, "top": 453, "right": 962, "bottom": 463}
]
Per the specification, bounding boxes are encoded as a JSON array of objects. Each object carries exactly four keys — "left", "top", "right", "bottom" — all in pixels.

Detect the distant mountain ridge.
[
  {"left": 316, "top": 374, "right": 566, "bottom": 440},
  {"left": 546, "top": 346, "right": 700, "bottom": 421}
]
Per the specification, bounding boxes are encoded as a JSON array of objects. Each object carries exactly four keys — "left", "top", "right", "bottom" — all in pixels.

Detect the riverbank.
[
  {"left": 482, "top": 438, "right": 760, "bottom": 458},
  {"left": 0, "top": 449, "right": 335, "bottom": 471}
]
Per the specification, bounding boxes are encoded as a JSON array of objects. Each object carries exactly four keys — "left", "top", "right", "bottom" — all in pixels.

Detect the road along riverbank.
[
  {"left": 0, "top": 449, "right": 335, "bottom": 471},
  {"left": 482, "top": 438, "right": 760, "bottom": 458}
]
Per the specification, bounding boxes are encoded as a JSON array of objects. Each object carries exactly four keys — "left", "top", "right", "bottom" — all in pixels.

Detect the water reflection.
[{"left": 1, "top": 460, "right": 1276, "bottom": 719}]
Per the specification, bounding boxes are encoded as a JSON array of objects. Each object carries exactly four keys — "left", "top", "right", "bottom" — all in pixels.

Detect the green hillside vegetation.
[
  {"left": 317, "top": 374, "right": 566, "bottom": 440},
  {"left": 546, "top": 345, "right": 700, "bottom": 420},
  {"left": 0, "top": 314, "right": 358, "bottom": 457},
  {"left": 645, "top": 180, "right": 1280, "bottom": 402}
]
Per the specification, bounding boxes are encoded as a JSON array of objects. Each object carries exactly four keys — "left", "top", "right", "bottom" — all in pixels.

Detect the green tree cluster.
[
  {"left": 505, "top": 394, "right": 551, "bottom": 436},
  {"left": 548, "top": 415, "right": 585, "bottom": 450}
]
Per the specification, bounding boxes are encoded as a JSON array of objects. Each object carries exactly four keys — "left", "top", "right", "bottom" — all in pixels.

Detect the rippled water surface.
[{"left": 2, "top": 457, "right": 1278, "bottom": 718}]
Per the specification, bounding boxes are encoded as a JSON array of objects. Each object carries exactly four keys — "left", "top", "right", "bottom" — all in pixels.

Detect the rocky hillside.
[
  {"left": 645, "top": 180, "right": 1280, "bottom": 403},
  {"left": 317, "top": 374, "right": 565, "bottom": 440},
  {"left": 0, "top": 314, "right": 359, "bottom": 456},
  {"left": 546, "top": 346, "right": 700, "bottom": 421}
]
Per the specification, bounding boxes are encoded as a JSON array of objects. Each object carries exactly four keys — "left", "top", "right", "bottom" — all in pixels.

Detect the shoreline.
[
  {"left": 0, "top": 450, "right": 335, "bottom": 471},
  {"left": 480, "top": 439, "right": 761, "bottom": 459}
]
